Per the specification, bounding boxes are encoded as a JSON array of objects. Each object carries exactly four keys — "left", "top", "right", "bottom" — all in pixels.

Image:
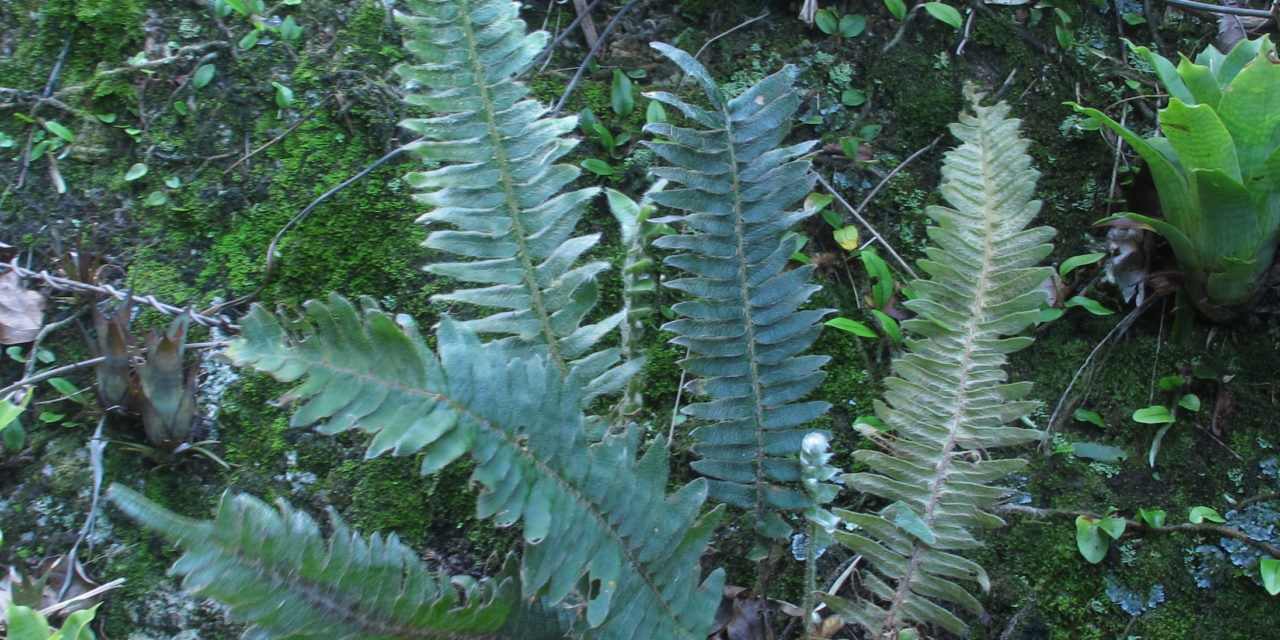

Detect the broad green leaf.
[
  {"left": 815, "top": 8, "right": 837, "bottom": 34},
  {"left": 43, "top": 120, "right": 74, "bottom": 142},
  {"left": 280, "top": 14, "right": 303, "bottom": 40},
  {"left": 239, "top": 29, "right": 260, "bottom": 50},
  {"left": 1069, "top": 442, "right": 1125, "bottom": 463},
  {"left": 192, "top": 64, "right": 215, "bottom": 89},
  {"left": 922, "top": 2, "right": 963, "bottom": 28},
  {"left": 124, "top": 162, "right": 148, "bottom": 181},
  {"left": 1262, "top": 558, "right": 1280, "bottom": 596},
  {"left": 1189, "top": 506, "right": 1226, "bottom": 524},
  {"left": 6, "top": 604, "right": 52, "bottom": 639},
  {"left": 580, "top": 158, "right": 614, "bottom": 175},
  {"left": 611, "top": 69, "right": 634, "bottom": 116},
  {"left": 1072, "top": 408, "right": 1106, "bottom": 428},
  {"left": 1158, "top": 375, "right": 1184, "bottom": 391},
  {"left": 884, "top": 0, "right": 907, "bottom": 20},
  {"left": 1098, "top": 516, "right": 1126, "bottom": 539},
  {"left": 645, "top": 100, "right": 667, "bottom": 124},
  {"left": 869, "top": 309, "right": 900, "bottom": 344},
  {"left": 1132, "top": 405, "right": 1175, "bottom": 424},
  {"left": 1075, "top": 515, "right": 1109, "bottom": 563},
  {"left": 1064, "top": 295, "right": 1113, "bottom": 315},
  {"left": 1178, "top": 393, "right": 1201, "bottom": 411},
  {"left": 839, "top": 14, "right": 867, "bottom": 37},
  {"left": 1160, "top": 100, "right": 1240, "bottom": 182},
  {"left": 272, "top": 82, "right": 294, "bottom": 109},
  {"left": 841, "top": 88, "right": 866, "bottom": 106},
  {"left": 1137, "top": 507, "right": 1166, "bottom": 527}
]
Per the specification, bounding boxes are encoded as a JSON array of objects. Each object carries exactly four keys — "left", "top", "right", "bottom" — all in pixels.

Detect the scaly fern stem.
[{"left": 461, "top": 0, "right": 566, "bottom": 372}]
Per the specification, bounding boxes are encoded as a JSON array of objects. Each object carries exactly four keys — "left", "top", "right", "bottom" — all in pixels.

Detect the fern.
[
  {"left": 643, "top": 44, "right": 830, "bottom": 540},
  {"left": 108, "top": 485, "right": 512, "bottom": 639},
  {"left": 820, "top": 89, "right": 1055, "bottom": 637},
  {"left": 396, "top": 0, "right": 633, "bottom": 401},
  {"left": 212, "top": 295, "right": 724, "bottom": 639}
]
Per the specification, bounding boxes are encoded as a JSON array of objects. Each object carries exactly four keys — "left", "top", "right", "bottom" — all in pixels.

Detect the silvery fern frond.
[
  {"left": 642, "top": 44, "right": 831, "bottom": 541},
  {"left": 822, "top": 89, "right": 1055, "bottom": 637},
  {"left": 213, "top": 296, "right": 724, "bottom": 640},
  {"left": 396, "top": 0, "right": 634, "bottom": 401},
  {"left": 109, "top": 485, "right": 513, "bottom": 639}
]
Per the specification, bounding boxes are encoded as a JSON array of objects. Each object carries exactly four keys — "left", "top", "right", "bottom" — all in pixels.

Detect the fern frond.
[
  {"left": 108, "top": 485, "right": 512, "bottom": 639},
  {"left": 396, "top": 0, "right": 633, "bottom": 401},
  {"left": 822, "top": 88, "right": 1055, "bottom": 637},
  {"left": 642, "top": 43, "right": 830, "bottom": 540},
  {"left": 223, "top": 295, "right": 725, "bottom": 639}
]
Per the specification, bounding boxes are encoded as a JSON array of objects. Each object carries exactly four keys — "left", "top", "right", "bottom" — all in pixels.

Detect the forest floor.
[{"left": 2, "top": 1, "right": 1280, "bottom": 638}]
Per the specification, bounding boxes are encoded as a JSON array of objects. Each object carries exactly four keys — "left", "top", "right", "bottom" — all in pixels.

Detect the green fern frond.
[
  {"left": 642, "top": 43, "right": 830, "bottom": 540},
  {"left": 822, "top": 88, "right": 1055, "bottom": 637},
  {"left": 395, "top": 0, "right": 633, "bottom": 401},
  {"left": 108, "top": 485, "right": 512, "bottom": 639},
  {"left": 223, "top": 295, "right": 725, "bottom": 639}
]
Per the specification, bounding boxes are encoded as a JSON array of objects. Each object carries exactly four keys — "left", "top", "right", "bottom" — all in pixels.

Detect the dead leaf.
[
  {"left": 708, "top": 586, "right": 773, "bottom": 640},
  {"left": 0, "top": 264, "right": 44, "bottom": 345},
  {"left": 1211, "top": 385, "right": 1234, "bottom": 439}
]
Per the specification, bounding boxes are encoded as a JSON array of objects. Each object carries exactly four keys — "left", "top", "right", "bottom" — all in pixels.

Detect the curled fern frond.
[
  {"left": 108, "top": 485, "right": 512, "bottom": 639},
  {"left": 822, "top": 88, "right": 1055, "bottom": 637},
  {"left": 396, "top": 0, "right": 633, "bottom": 401},
  {"left": 224, "top": 295, "right": 725, "bottom": 639},
  {"left": 643, "top": 43, "right": 830, "bottom": 540}
]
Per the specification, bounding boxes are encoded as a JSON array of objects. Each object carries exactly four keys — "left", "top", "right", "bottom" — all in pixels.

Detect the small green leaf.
[
  {"left": 1069, "top": 442, "right": 1126, "bottom": 463},
  {"left": 1073, "top": 408, "right": 1106, "bottom": 429},
  {"left": 857, "top": 123, "right": 882, "bottom": 140},
  {"left": 1132, "top": 405, "right": 1175, "bottom": 424},
  {"left": 802, "top": 115, "right": 823, "bottom": 125},
  {"left": 922, "top": 2, "right": 963, "bottom": 28},
  {"left": 804, "top": 192, "right": 834, "bottom": 213},
  {"left": 96, "top": 113, "right": 117, "bottom": 123},
  {"left": 272, "top": 82, "right": 294, "bottom": 109},
  {"left": 225, "top": 0, "right": 249, "bottom": 16},
  {"left": 1178, "top": 393, "right": 1201, "bottom": 411},
  {"left": 1189, "top": 506, "right": 1225, "bottom": 524},
  {"left": 884, "top": 501, "right": 935, "bottom": 544},
  {"left": 1065, "top": 295, "right": 1114, "bottom": 315},
  {"left": 1075, "top": 515, "right": 1109, "bottom": 563},
  {"left": 280, "top": 15, "right": 303, "bottom": 40},
  {"left": 165, "top": 176, "right": 182, "bottom": 188},
  {"left": 239, "top": 29, "right": 261, "bottom": 50},
  {"left": 839, "top": 136, "right": 861, "bottom": 160},
  {"left": 1121, "top": 12, "right": 1146, "bottom": 25},
  {"left": 869, "top": 309, "right": 900, "bottom": 344},
  {"left": 1036, "top": 307, "right": 1064, "bottom": 323},
  {"left": 6, "top": 346, "right": 26, "bottom": 362},
  {"left": 611, "top": 69, "right": 634, "bottom": 116},
  {"left": 820, "top": 209, "right": 842, "bottom": 229},
  {"left": 839, "top": 14, "right": 867, "bottom": 37},
  {"left": 35, "top": 348, "right": 54, "bottom": 364},
  {"left": 145, "top": 191, "right": 169, "bottom": 206},
  {"left": 124, "top": 162, "right": 149, "bottom": 181},
  {"left": 214, "top": 0, "right": 233, "bottom": 17},
  {"left": 825, "top": 317, "right": 876, "bottom": 338},
  {"left": 833, "top": 226, "right": 859, "bottom": 251},
  {"left": 884, "top": 0, "right": 907, "bottom": 20},
  {"left": 192, "top": 64, "right": 216, "bottom": 89},
  {"left": 861, "top": 249, "right": 894, "bottom": 309},
  {"left": 841, "top": 88, "right": 866, "bottom": 106},
  {"left": 1059, "top": 252, "right": 1105, "bottom": 277},
  {"left": 1261, "top": 558, "right": 1280, "bottom": 596},
  {"left": 1137, "top": 507, "right": 1166, "bottom": 527},
  {"left": 580, "top": 158, "right": 615, "bottom": 175},
  {"left": 1055, "top": 25, "right": 1075, "bottom": 50},
  {"left": 645, "top": 100, "right": 667, "bottom": 124},
  {"left": 43, "top": 120, "right": 74, "bottom": 142},
  {"left": 1098, "top": 516, "right": 1126, "bottom": 539},
  {"left": 815, "top": 9, "right": 838, "bottom": 34},
  {"left": 1157, "top": 375, "right": 1183, "bottom": 391},
  {"left": 173, "top": 101, "right": 188, "bottom": 116}
]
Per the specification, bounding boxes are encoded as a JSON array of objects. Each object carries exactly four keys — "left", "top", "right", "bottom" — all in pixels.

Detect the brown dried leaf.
[
  {"left": 92, "top": 301, "right": 137, "bottom": 409},
  {"left": 708, "top": 586, "right": 773, "bottom": 640},
  {"left": 0, "top": 266, "right": 44, "bottom": 345}
]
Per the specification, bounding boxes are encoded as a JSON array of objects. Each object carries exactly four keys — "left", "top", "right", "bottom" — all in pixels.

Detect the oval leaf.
[
  {"left": 1059, "top": 252, "right": 1105, "bottom": 277},
  {"left": 833, "top": 225, "right": 859, "bottom": 251},
  {"left": 611, "top": 69, "right": 634, "bottom": 116},
  {"left": 1137, "top": 507, "right": 1166, "bottom": 527},
  {"left": 124, "top": 162, "right": 149, "bottom": 181},
  {"left": 1189, "top": 506, "right": 1225, "bottom": 524},
  {"left": 43, "top": 120, "right": 75, "bottom": 142},
  {"left": 1261, "top": 558, "right": 1280, "bottom": 596},
  {"left": 192, "top": 64, "right": 216, "bottom": 89},
  {"left": 1075, "top": 515, "right": 1109, "bottom": 563},
  {"left": 580, "top": 158, "right": 615, "bottom": 175},
  {"left": 922, "top": 2, "right": 963, "bottom": 28},
  {"left": 1132, "top": 405, "right": 1175, "bottom": 424}
]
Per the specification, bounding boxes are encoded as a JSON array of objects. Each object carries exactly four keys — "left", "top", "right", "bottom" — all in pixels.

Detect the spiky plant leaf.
[
  {"left": 108, "top": 485, "right": 512, "bottom": 639},
  {"left": 642, "top": 43, "right": 830, "bottom": 540},
  {"left": 396, "top": 0, "right": 634, "bottom": 401},
  {"left": 822, "top": 88, "right": 1054, "bottom": 637},
  {"left": 223, "top": 295, "right": 725, "bottom": 639}
]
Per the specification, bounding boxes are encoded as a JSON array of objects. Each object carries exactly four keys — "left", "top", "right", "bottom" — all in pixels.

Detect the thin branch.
[
  {"left": 221, "top": 96, "right": 330, "bottom": 175},
  {"left": 693, "top": 11, "right": 770, "bottom": 61},
  {"left": 1154, "top": 0, "right": 1274, "bottom": 18},
  {"left": 815, "top": 133, "right": 943, "bottom": 282},
  {"left": 517, "top": 0, "right": 607, "bottom": 79},
  {"left": 0, "top": 357, "right": 105, "bottom": 402},
  {"left": 550, "top": 0, "right": 641, "bottom": 117},
  {"left": 0, "top": 263, "right": 235, "bottom": 329}
]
